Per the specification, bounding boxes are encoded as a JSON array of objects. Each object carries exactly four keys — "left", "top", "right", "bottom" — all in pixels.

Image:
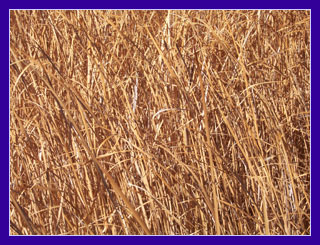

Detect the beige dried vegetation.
[{"left": 10, "top": 10, "right": 310, "bottom": 235}]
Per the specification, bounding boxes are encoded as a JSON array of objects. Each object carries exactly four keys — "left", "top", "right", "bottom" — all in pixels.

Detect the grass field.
[{"left": 10, "top": 10, "right": 310, "bottom": 235}]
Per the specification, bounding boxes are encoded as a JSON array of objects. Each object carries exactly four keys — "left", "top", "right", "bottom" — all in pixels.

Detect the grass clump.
[{"left": 10, "top": 10, "right": 310, "bottom": 235}]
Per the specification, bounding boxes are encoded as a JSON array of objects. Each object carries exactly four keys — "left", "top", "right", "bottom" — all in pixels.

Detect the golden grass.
[{"left": 10, "top": 10, "right": 310, "bottom": 235}]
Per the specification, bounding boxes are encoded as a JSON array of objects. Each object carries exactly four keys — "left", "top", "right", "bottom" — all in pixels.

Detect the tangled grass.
[{"left": 10, "top": 10, "right": 310, "bottom": 235}]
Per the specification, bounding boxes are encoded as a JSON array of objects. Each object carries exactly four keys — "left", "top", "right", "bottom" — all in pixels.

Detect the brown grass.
[{"left": 10, "top": 10, "right": 310, "bottom": 235}]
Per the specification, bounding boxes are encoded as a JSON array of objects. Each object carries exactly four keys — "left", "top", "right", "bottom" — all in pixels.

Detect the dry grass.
[{"left": 10, "top": 10, "right": 310, "bottom": 235}]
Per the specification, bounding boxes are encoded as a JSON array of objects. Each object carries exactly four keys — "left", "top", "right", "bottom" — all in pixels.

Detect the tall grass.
[{"left": 10, "top": 10, "right": 310, "bottom": 235}]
